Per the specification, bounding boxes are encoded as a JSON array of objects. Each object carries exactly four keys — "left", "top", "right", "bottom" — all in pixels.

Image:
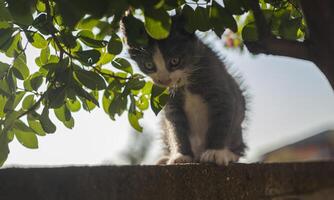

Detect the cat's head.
[{"left": 122, "top": 15, "right": 200, "bottom": 88}]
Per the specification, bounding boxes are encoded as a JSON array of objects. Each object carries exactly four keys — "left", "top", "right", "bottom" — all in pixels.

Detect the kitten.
[{"left": 122, "top": 16, "right": 247, "bottom": 166}]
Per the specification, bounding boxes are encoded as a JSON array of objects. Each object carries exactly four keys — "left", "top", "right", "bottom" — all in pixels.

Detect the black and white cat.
[{"left": 122, "top": 16, "right": 247, "bottom": 165}]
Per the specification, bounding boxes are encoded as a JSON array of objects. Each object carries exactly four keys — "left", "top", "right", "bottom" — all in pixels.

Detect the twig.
[
  {"left": 93, "top": 67, "right": 132, "bottom": 80},
  {"left": 42, "top": 0, "right": 73, "bottom": 60},
  {"left": 17, "top": 92, "right": 47, "bottom": 119},
  {"left": 17, "top": 87, "right": 42, "bottom": 96}
]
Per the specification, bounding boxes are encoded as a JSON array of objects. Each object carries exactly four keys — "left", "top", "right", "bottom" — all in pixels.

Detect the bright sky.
[{"left": 2, "top": 34, "right": 334, "bottom": 167}]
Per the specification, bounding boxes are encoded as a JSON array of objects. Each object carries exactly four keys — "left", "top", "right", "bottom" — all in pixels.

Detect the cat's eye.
[
  {"left": 144, "top": 61, "right": 155, "bottom": 71},
  {"left": 169, "top": 57, "right": 181, "bottom": 68}
]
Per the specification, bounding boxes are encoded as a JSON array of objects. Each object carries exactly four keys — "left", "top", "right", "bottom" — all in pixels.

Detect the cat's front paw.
[
  {"left": 200, "top": 148, "right": 239, "bottom": 166},
  {"left": 156, "top": 156, "right": 170, "bottom": 165},
  {"left": 167, "top": 153, "right": 193, "bottom": 165}
]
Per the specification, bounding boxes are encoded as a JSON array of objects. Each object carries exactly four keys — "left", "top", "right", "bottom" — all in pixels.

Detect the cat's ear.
[{"left": 121, "top": 15, "right": 149, "bottom": 48}]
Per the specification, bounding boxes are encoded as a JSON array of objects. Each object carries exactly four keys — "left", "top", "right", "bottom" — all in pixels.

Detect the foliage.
[{"left": 0, "top": 0, "right": 306, "bottom": 166}]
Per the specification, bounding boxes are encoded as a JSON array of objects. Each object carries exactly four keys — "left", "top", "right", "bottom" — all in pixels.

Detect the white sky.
[{"left": 2, "top": 34, "right": 334, "bottom": 167}]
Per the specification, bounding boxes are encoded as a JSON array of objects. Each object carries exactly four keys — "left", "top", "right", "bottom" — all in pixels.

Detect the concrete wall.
[{"left": 1, "top": 162, "right": 334, "bottom": 200}]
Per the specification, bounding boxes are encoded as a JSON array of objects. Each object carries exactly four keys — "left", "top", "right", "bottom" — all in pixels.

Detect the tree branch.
[
  {"left": 245, "top": 0, "right": 311, "bottom": 61},
  {"left": 244, "top": 37, "right": 311, "bottom": 61}
]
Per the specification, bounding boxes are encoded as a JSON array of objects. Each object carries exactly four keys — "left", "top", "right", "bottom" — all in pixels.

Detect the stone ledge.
[{"left": 1, "top": 162, "right": 334, "bottom": 200}]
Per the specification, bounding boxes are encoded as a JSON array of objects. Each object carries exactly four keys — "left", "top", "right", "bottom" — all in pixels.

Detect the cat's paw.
[
  {"left": 200, "top": 148, "right": 239, "bottom": 166},
  {"left": 156, "top": 156, "right": 170, "bottom": 165},
  {"left": 167, "top": 153, "right": 193, "bottom": 165}
]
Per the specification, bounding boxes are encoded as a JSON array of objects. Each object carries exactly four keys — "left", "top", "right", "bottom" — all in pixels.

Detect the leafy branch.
[
  {"left": 93, "top": 67, "right": 132, "bottom": 80},
  {"left": 245, "top": 0, "right": 311, "bottom": 61},
  {"left": 17, "top": 92, "right": 46, "bottom": 119}
]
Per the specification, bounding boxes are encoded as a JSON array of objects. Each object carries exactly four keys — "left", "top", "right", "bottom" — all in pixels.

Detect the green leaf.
[
  {"left": 78, "top": 30, "right": 106, "bottom": 48},
  {"left": 40, "top": 46, "right": 50, "bottom": 65},
  {"left": 76, "top": 16, "right": 100, "bottom": 30},
  {"left": 4, "top": 91, "right": 25, "bottom": 113},
  {"left": 242, "top": 22, "right": 258, "bottom": 42},
  {"left": 210, "top": 1, "right": 238, "bottom": 33},
  {"left": 102, "top": 91, "right": 112, "bottom": 114},
  {"left": 128, "top": 111, "right": 143, "bottom": 132},
  {"left": 194, "top": 6, "right": 210, "bottom": 32},
  {"left": 83, "top": 90, "right": 98, "bottom": 111},
  {"left": 75, "top": 69, "right": 106, "bottom": 90},
  {"left": 150, "top": 84, "right": 168, "bottom": 115},
  {"left": 136, "top": 95, "right": 149, "bottom": 110},
  {"left": 54, "top": 1, "right": 85, "bottom": 27},
  {"left": 151, "top": 84, "right": 166, "bottom": 98},
  {"left": 72, "top": 80, "right": 100, "bottom": 107},
  {"left": 40, "top": 107, "right": 56, "bottom": 134},
  {"left": 24, "top": 72, "right": 44, "bottom": 92},
  {"left": 0, "top": 28, "right": 14, "bottom": 50},
  {"left": 209, "top": 3, "right": 225, "bottom": 36},
  {"left": 107, "top": 33, "right": 123, "bottom": 55},
  {"left": 5, "top": 33, "right": 22, "bottom": 58},
  {"left": 12, "top": 91, "right": 25, "bottom": 110},
  {"left": 13, "top": 54, "right": 30, "bottom": 80},
  {"left": 13, "top": 120, "right": 38, "bottom": 149},
  {"left": 142, "top": 81, "right": 153, "bottom": 95},
  {"left": 121, "top": 15, "right": 148, "bottom": 47},
  {"left": 279, "top": 17, "right": 301, "bottom": 40},
  {"left": 27, "top": 32, "right": 48, "bottom": 49},
  {"left": 128, "top": 95, "right": 143, "bottom": 131},
  {"left": 63, "top": 117, "right": 74, "bottom": 129},
  {"left": 0, "top": 131, "right": 9, "bottom": 167},
  {"left": 22, "top": 94, "right": 35, "bottom": 110},
  {"left": 3, "top": 111, "right": 19, "bottom": 132},
  {"left": 66, "top": 99, "right": 81, "bottom": 112},
  {"left": 144, "top": 8, "right": 171, "bottom": 39},
  {"left": 6, "top": 68, "right": 16, "bottom": 94},
  {"left": 36, "top": 0, "right": 46, "bottom": 12},
  {"left": 7, "top": 128, "right": 14, "bottom": 142},
  {"left": 126, "top": 78, "right": 146, "bottom": 92},
  {"left": 0, "top": 95, "right": 6, "bottom": 118},
  {"left": 60, "top": 30, "right": 77, "bottom": 49},
  {"left": 223, "top": 0, "right": 247, "bottom": 15},
  {"left": 48, "top": 86, "right": 66, "bottom": 109},
  {"left": 159, "top": 93, "right": 169, "bottom": 105},
  {"left": 108, "top": 93, "right": 127, "bottom": 118},
  {"left": 0, "top": 61, "right": 9, "bottom": 79},
  {"left": 0, "top": 1, "right": 12, "bottom": 21},
  {"left": 75, "top": 50, "right": 101, "bottom": 66},
  {"left": 112, "top": 57, "right": 133, "bottom": 74},
  {"left": 182, "top": 5, "right": 196, "bottom": 33},
  {"left": 33, "top": 13, "right": 58, "bottom": 35},
  {"left": 4, "top": 33, "right": 21, "bottom": 58},
  {"left": 54, "top": 105, "right": 71, "bottom": 123},
  {"left": 7, "top": 0, "right": 34, "bottom": 26},
  {"left": 27, "top": 113, "right": 46, "bottom": 136},
  {"left": 97, "top": 52, "right": 114, "bottom": 66},
  {"left": 30, "top": 74, "right": 43, "bottom": 91},
  {"left": 0, "top": 21, "right": 12, "bottom": 29}
]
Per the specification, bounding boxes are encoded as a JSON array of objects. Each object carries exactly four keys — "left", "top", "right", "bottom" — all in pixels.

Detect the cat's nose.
[{"left": 157, "top": 78, "right": 172, "bottom": 86}]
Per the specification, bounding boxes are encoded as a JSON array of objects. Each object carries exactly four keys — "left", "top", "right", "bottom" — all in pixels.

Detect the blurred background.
[{"left": 2, "top": 32, "right": 334, "bottom": 167}]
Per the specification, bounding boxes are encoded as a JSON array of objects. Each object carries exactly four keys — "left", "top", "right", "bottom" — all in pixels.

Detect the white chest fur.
[{"left": 183, "top": 90, "right": 209, "bottom": 160}]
